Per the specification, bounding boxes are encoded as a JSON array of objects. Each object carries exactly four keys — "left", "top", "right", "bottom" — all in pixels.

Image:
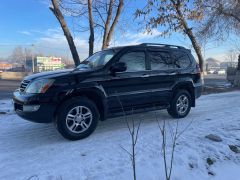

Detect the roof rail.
[{"left": 140, "top": 43, "right": 185, "bottom": 49}]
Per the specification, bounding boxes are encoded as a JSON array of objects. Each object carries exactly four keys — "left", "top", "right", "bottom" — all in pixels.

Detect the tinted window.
[
  {"left": 149, "top": 51, "right": 174, "bottom": 70},
  {"left": 119, "top": 52, "right": 146, "bottom": 72},
  {"left": 172, "top": 51, "right": 191, "bottom": 68}
]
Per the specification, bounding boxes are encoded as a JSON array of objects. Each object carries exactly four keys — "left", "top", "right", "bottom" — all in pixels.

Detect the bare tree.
[
  {"left": 118, "top": 98, "right": 142, "bottom": 180},
  {"left": 227, "top": 50, "right": 237, "bottom": 67},
  {"left": 101, "top": 0, "right": 124, "bottom": 50},
  {"left": 205, "top": 0, "right": 240, "bottom": 22},
  {"left": 10, "top": 46, "right": 25, "bottom": 65},
  {"left": 157, "top": 118, "right": 178, "bottom": 180},
  {"left": 136, "top": 0, "right": 205, "bottom": 72},
  {"left": 59, "top": 0, "right": 94, "bottom": 55},
  {"left": 198, "top": 0, "right": 240, "bottom": 42},
  {"left": 50, "top": 0, "right": 80, "bottom": 66},
  {"left": 60, "top": 0, "right": 125, "bottom": 52},
  {"left": 155, "top": 112, "right": 194, "bottom": 180},
  {"left": 121, "top": 114, "right": 142, "bottom": 180},
  {"left": 120, "top": 112, "right": 142, "bottom": 180},
  {"left": 88, "top": 0, "right": 94, "bottom": 56}
]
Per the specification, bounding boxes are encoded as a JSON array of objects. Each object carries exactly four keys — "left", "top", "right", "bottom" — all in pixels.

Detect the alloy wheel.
[
  {"left": 176, "top": 95, "right": 189, "bottom": 115},
  {"left": 65, "top": 106, "right": 93, "bottom": 133}
]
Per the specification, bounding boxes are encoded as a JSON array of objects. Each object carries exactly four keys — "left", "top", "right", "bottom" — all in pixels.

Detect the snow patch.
[{"left": 0, "top": 91, "right": 240, "bottom": 179}]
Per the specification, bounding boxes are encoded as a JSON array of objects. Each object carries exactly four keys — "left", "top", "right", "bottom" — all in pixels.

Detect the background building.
[
  {"left": 0, "top": 63, "right": 13, "bottom": 71},
  {"left": 25, "top": 56, "right": 65, "bottom": 72},
  {"left": 36, "top": 56, "right": 65, "bottom": 72}
]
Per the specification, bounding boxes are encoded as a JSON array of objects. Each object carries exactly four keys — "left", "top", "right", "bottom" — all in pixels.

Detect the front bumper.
[{"left": 13, "top": 91, "right": 57, "bottom": 123}]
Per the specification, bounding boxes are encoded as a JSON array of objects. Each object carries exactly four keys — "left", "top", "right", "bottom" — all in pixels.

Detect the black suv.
[{"left": 13, "top": 43, "right": 202, "bottom": 140}]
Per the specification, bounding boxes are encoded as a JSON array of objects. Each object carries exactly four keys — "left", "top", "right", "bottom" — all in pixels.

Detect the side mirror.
[{"left": 110, "top": 62, "right": 127, "bottom": 73}]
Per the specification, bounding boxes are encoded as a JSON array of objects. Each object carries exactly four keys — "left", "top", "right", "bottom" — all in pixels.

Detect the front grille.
[
  {"left": 19, "top": 80, "right": 30, "bottom": 92},
  {"left": 14, "top": 103, "right": 23, "bottom": 111}
]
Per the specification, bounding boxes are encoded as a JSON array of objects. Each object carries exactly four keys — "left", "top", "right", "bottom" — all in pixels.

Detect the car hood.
[{"left": 24, "top": 69, "right": 74, "bottom": 81}]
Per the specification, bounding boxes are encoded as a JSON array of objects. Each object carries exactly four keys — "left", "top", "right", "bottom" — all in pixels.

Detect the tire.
[
  {"left": 167, "top": 90, "right": 192, "bottom": 118},
  {"left": 55, "top": 97, "right": 99, "bottom": 140}
]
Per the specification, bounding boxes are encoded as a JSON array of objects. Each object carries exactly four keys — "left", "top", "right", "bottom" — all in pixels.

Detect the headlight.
[{"left": 25, "top": 79, "right": 55, "bottom": 93}]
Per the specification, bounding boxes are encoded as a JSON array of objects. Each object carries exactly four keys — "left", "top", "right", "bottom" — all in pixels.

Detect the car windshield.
[{"left": 76, "top": 49, "right": 116, "bottom": 70}]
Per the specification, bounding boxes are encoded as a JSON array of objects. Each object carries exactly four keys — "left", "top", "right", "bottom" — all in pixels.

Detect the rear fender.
[{"left": 172, "top": 81, "right": 195, "bottom": 107}]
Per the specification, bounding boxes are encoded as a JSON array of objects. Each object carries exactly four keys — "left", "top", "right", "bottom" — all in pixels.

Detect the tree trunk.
[
  {"left": 174, "top": 0, "right": 204, "bottom": 72},
  {"left": 102, "top": 0, "right": 114, "bottom": 50},
  {"left": 88, "top": 0, "right": 94, "bottom": 56},
  {"left": 105, "top": 0, "right": 124, "bottom": 48},
  {"left": 50, "top": 0, "right": 80, "bottom": 66}
]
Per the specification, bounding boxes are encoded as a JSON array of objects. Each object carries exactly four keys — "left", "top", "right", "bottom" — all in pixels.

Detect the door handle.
[
  {"left": 141, "top": 74, "right": 150, "bottom": 78},
  {"left": 169, "top": 72, "right": 177, "bottom": 75}
]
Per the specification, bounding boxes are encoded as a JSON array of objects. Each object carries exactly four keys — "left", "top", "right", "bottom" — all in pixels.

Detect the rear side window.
[
  {"left": 172, "top": 51, "right": 191, "bottom": 68},
  {"left": 149, "top": 51, "right": 174, "bottom": 70},
  {"left": 119, "top": 51, "right": 146, "bottom": 72}
]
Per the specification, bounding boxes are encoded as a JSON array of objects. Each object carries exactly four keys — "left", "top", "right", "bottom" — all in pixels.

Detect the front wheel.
[
  {"left": 55, "top": 97, "right": 99, "bottom": 140},
  {"left": 167, "top": 90, "right": 192, "bottom": 118}
]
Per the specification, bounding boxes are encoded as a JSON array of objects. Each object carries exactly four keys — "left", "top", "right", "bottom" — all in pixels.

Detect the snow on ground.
[{"left": 0, "top": 91, "right": 240, "bottom": 180}]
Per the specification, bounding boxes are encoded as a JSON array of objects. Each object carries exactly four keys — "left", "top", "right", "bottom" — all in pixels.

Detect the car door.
[
  {"left": 146, "top": 49, "right": 176, "bottom": 106},
  {"left": 101, "top": 49, "right": 153, "bottom": 112}
]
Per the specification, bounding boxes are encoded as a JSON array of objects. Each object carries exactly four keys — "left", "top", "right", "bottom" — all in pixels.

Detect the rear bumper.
[
  {"left": 13, "top": 91, "right": 56, "bottom": 123},
  {"left": 194, "top": 83, "right": 202, "bottom": 99}
]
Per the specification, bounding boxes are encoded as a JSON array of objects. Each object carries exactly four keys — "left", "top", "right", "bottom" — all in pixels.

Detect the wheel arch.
[
  {"left": 172, "top": 81, "right": 195, "bottom": 107},
  {"left": 54, "top": 87, "right": 107, "bottom": 121}
]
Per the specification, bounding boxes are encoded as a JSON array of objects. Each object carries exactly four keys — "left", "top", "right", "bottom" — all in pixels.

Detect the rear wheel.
[
  {"left": 167, "top": 90, "right": 192, "bottom": 118},
  {"left": 55, "top": 97, "right": 99, "bottom": 140}
]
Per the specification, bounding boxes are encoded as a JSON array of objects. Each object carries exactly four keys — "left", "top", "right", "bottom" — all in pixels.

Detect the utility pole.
[
  {"left": 24, "top": 48, "right": 27, "bottom": 72},
  {"left": 31, "top": 44, "right": 35, "bottom": 73}
]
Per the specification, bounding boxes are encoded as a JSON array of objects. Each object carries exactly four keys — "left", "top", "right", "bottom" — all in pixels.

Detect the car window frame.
[
  {"left": 146, "top": 48, "right": 193, "bottom": 72},
  {"left": 116, "top": 49, "right": 149, "bottom": 73},
  {"left": 76, "top": 49, "right": 117, "bottom": 71},
  {"left": 148, "top": 50, "right": 175, "bottom": 72},
  {"left": 171, "top": 50, "right": 193, "bottom": 70}
]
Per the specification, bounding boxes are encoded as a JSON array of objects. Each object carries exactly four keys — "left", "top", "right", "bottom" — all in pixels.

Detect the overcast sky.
[{"left": 0, "top": 0, "right": 239, "bottom": 62}]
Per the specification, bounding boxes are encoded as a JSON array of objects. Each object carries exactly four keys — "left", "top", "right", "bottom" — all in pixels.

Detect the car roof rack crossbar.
[{"left": 140, "top": 43, "right": 185, "bottom": 49}]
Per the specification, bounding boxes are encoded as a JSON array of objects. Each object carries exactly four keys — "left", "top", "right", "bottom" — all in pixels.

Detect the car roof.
[{"left": 107, "top": 43, "right": 189, "bottom": 52}]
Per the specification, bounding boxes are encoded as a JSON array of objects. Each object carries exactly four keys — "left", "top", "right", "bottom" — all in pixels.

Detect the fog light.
[{"left": 23, "top": 105, "right": 40, "bottom": 112}]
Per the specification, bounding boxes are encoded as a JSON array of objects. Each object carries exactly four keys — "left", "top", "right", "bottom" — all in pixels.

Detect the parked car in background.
[
  {"left": 207, "top": 69, "right": 215, "bottom": 74},
  {"left": 217, "top": 69, "right": 226, "bottom": 75},
  {"left": 13, "top": 43, "right": 203, "bottom": 140},
  {"left": 213, "top": 70, "right": 219, "bottom": 74}
]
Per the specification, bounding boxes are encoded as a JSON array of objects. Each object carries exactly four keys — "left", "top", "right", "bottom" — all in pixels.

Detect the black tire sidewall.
[
  {"left": 168, "top": 90, "right": 191, "bottom": 118},
  {"left": 56, "top": 97, "right": 99, "bottom": 140}
]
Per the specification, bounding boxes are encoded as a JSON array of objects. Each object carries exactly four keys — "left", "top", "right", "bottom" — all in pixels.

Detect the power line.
[{"left": 0, "top": 44, "right": 70, "bottom": 52}]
